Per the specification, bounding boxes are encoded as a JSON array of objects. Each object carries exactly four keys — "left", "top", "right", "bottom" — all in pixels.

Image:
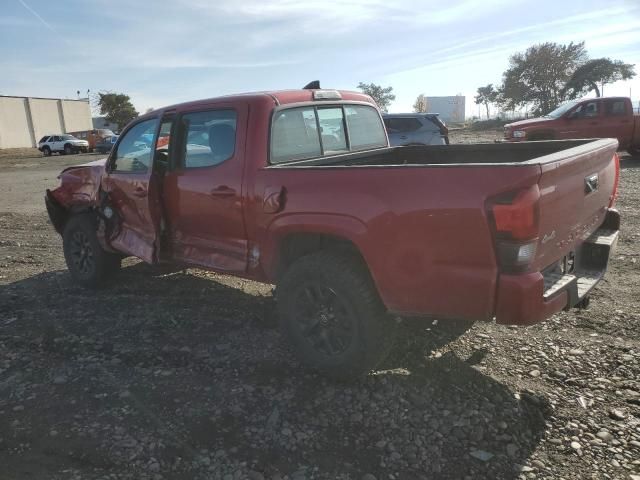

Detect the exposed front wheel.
[
  {"left": 277, "top": 251, "right": 395, "bottom": 380},
  {"left": 64, "top": 144, "right": 73, "bottom": 155},
  {"left": 63, "top": 214, "right": 121, "bottom": 288}
]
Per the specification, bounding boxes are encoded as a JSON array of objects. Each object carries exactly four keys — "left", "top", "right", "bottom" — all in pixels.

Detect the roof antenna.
[{"left": 303, "top": 80, "right": 320, "bottom": 90}]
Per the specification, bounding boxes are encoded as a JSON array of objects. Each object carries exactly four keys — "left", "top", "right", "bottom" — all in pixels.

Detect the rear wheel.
[
  {"left": 42, "top": 146, "right": 51, "bottom": 157},
  {"left": 63, "top": 214, "right": 121, "bottom": 288},
  {"left": 277, "top": 251, "right": 395, "bottom": 380},
  {"left": 628, "top": 147, "right": 640, "bottom": 157}
]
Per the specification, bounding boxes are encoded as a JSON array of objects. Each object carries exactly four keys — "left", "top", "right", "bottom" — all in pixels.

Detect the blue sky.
[{"left": 1, "top": 0, "right": 639, "bottom": 116}]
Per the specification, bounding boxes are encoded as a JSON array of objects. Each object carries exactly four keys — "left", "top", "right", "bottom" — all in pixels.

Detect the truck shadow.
[{"left": 1, "top": 263, "right": 547, "bottom": 480}]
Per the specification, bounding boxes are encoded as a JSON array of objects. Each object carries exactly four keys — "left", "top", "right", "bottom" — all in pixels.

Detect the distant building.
[
  {"left": 0, "top": 95, "right": 92, "bottom": 149},
  {"left": 92, "top": 116, "right": 120, "bottom": 133},
  {"left": 424, "top": 96, "right": 465, "bottom": 123}
]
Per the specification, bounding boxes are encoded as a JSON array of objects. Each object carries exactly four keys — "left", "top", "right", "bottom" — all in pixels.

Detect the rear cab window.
[{"left": 270, "top": 103, "right": 386, "bottom": 164}]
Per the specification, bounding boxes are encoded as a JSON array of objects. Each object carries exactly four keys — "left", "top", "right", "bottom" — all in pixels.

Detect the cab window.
[
  {"left": 112, "top": 119, "right": 158, "bottom": 173},
  {"left": 179, "top": 110, "right": 237, "bottom": 169},
  {"left": 572, "top": 101, "right": 599, "bottom": 119}
]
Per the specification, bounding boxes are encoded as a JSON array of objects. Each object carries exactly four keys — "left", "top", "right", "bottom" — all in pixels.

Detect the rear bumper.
[{"left": 494, "top": 209, "right": 620, "bottom": 325}]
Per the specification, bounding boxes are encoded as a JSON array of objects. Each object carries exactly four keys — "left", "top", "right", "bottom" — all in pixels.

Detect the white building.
[
  {"left": 424, "top": 96, "right": 466, "bottom": 123},
  {"left": 0, "top": 96, "right": 92, "bottom": 149}
]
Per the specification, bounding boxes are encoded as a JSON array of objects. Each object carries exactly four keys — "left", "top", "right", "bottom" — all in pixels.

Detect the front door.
[
  {"left": 162, "top": 104, "right": 248, "bottom": 273},
  {"left": 559, "top": 100, "right": 602, "bottom": 139},
  {"left": 102, "top": 117, "right": 162, "bottom": 263}
]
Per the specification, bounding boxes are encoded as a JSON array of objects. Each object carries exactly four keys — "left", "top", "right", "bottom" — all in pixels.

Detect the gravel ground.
[{"left": 0, "top": 135, "right": 639, "bottom": 480}]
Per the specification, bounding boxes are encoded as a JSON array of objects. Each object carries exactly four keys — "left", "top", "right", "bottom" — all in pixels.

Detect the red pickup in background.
[{"left": 504, "top": 96, "right": 640, "bottom": 156}]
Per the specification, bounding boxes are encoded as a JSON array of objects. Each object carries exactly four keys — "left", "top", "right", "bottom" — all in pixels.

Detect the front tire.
[
  {"left": 277, "top": 251, "right": 395, "bottom": 380},
  {"left": 628, "top": 147, "right": 640, "bottom": 157},
  {"left": 63, "top": 214, "right": 121, "bottom": 288},
  {"left": 64, "top": 144, "right": 73, "bottom": 155}
]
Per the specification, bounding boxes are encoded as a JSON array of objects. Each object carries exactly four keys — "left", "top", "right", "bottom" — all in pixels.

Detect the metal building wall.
[
  {"left": 28, "top": 98, "right": 64, "bottom": 144},
  {"left": 61, "top": 100, "right": 92, "bottom": 133},
  {"left": 0, "top": 97, "right": 32, "bottom": 149}
]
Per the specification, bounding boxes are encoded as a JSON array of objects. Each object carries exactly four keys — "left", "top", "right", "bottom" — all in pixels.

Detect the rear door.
[
  {"left": 601, "top": 99, "right": 633, "bottom": 149},
  {"left": 101, "top": 118, "right": 162, "bottom": 263},
  {"left": 161, "top": 103, "right": 249, "bottom": 273},
  {"left": 533, "top": 140, "right": 618, "bottom": 271}
]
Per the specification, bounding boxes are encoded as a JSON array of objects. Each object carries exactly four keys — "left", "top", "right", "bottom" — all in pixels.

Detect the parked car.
[
  {"left": 69, "top": 129, "right": 115, "bottom": 152},
  {"left": 45, "top": 87, "right": 620, "bottom": 379},
  {"left": 38, "top": 134, "right": 89, "bottom": 156},
  {"left": 383, "top": 113, "right": 449, "bottom": 146},
  {"left": 95, "top": 135, "right": 119, "bottom": 154},
  {"left": 504, "top": 97, "right": 640, "bottom": 155}
]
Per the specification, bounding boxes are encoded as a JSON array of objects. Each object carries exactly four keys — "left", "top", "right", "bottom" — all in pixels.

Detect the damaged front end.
[{"left": 45, "top": 159, "right": 122, "bottom": 253}]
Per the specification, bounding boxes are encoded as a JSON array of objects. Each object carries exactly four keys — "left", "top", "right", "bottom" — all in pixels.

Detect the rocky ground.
[{"left": 0, "top": 134, "right": 639, "bottom": 480}]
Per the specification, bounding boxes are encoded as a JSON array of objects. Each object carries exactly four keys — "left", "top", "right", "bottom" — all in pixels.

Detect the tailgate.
[{"left": 532, "top": 139, "right": 618, "bottom": 271}]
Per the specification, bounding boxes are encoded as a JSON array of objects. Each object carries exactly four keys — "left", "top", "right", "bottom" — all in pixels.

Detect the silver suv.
[{"left": 383, "top": 114, "right": 449, "bottom": 146}]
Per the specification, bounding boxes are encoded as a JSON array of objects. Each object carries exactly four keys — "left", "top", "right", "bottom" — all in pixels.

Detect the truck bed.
[
  {"left": 268, "top": 139, "right": 601, "bottom": 167},
  {"left": 259, "top": 137, "right": 619, "bottom": 323}
]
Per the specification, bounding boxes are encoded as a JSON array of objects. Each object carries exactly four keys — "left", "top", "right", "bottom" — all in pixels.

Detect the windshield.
[
  {"left": 60, "top": 135, "right": 77, "bottom": 140},
  {"left": 544, "top": 100, "right": 580, "bottom": 118}
]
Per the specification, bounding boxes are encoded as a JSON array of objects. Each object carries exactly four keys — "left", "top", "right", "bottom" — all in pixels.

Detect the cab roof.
[{"left": 143, "top": 89, "right": 376, "bottom": 118}]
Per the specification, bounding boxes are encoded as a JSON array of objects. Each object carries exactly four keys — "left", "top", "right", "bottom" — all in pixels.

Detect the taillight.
[
  {"left": 492, "top": 185, "right": 540, "bottom": 240},
  {"left": 488, "top": 185, "right": 540, "bottom": 272},
  {"left": 609, "top": 153, "right": 620, "bottom": 208}
]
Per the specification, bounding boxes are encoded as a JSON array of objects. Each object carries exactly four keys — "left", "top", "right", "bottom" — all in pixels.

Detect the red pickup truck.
[
  {"left": 46, "top": 87, "right": 621, "bottom": 378},
  {"left": 504, "top": 96, "right": 640, "bottom": 155}
]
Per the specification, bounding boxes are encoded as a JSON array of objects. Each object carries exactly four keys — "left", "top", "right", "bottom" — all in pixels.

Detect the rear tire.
[
  {"left": 277, "top": 251, "right": 395, "bottom": 380},
  {"left": 42, "top": 146, "right": 51, "bottom": 157},
  {"left": 63, "top": 214, "right": 121, "bottom": 288},
  {"left": 628, "top": 147, "right": 640, "bottom": 157}
]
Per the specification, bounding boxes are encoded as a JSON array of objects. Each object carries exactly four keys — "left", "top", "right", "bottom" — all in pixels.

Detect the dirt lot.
[{"left": 1, "top": 135, "right": 639, "bottom": 480}]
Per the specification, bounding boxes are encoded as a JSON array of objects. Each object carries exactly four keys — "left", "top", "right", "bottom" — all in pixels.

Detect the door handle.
[
  {"left": 210, "top": 186, "right": 236, "bottom": 198},
  {"left": 132, "top": 187, "right": 147, "bottom": 198}
]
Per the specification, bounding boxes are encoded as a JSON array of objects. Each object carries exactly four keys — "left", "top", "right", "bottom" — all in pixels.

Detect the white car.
[{"left": 38, "top": 134, "right": 89, "bottom": 156}]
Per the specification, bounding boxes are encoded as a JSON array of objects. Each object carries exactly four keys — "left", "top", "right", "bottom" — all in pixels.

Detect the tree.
[
  {"left": 97, "top": 92, "right": 138, "bottom": 129},
  {"left": 413, "top": 94, "right": 428, "bottom": 112},
  {"left": 564, "top": 58, "right": 636, "bottom": 98},
  {"left": 500, "top": 42, "right": 587, "bottom": 115},
  {"left": 357, "top": 82, "right": 396, "bottom": 112},
  {"left": 474, "top": 84, "right": 498, "bottom": 119}
]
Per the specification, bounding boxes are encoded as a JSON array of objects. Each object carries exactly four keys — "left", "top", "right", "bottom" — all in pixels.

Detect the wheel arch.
[{"left": 261, "top": 214, "right": 374, "bottom": 284}]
